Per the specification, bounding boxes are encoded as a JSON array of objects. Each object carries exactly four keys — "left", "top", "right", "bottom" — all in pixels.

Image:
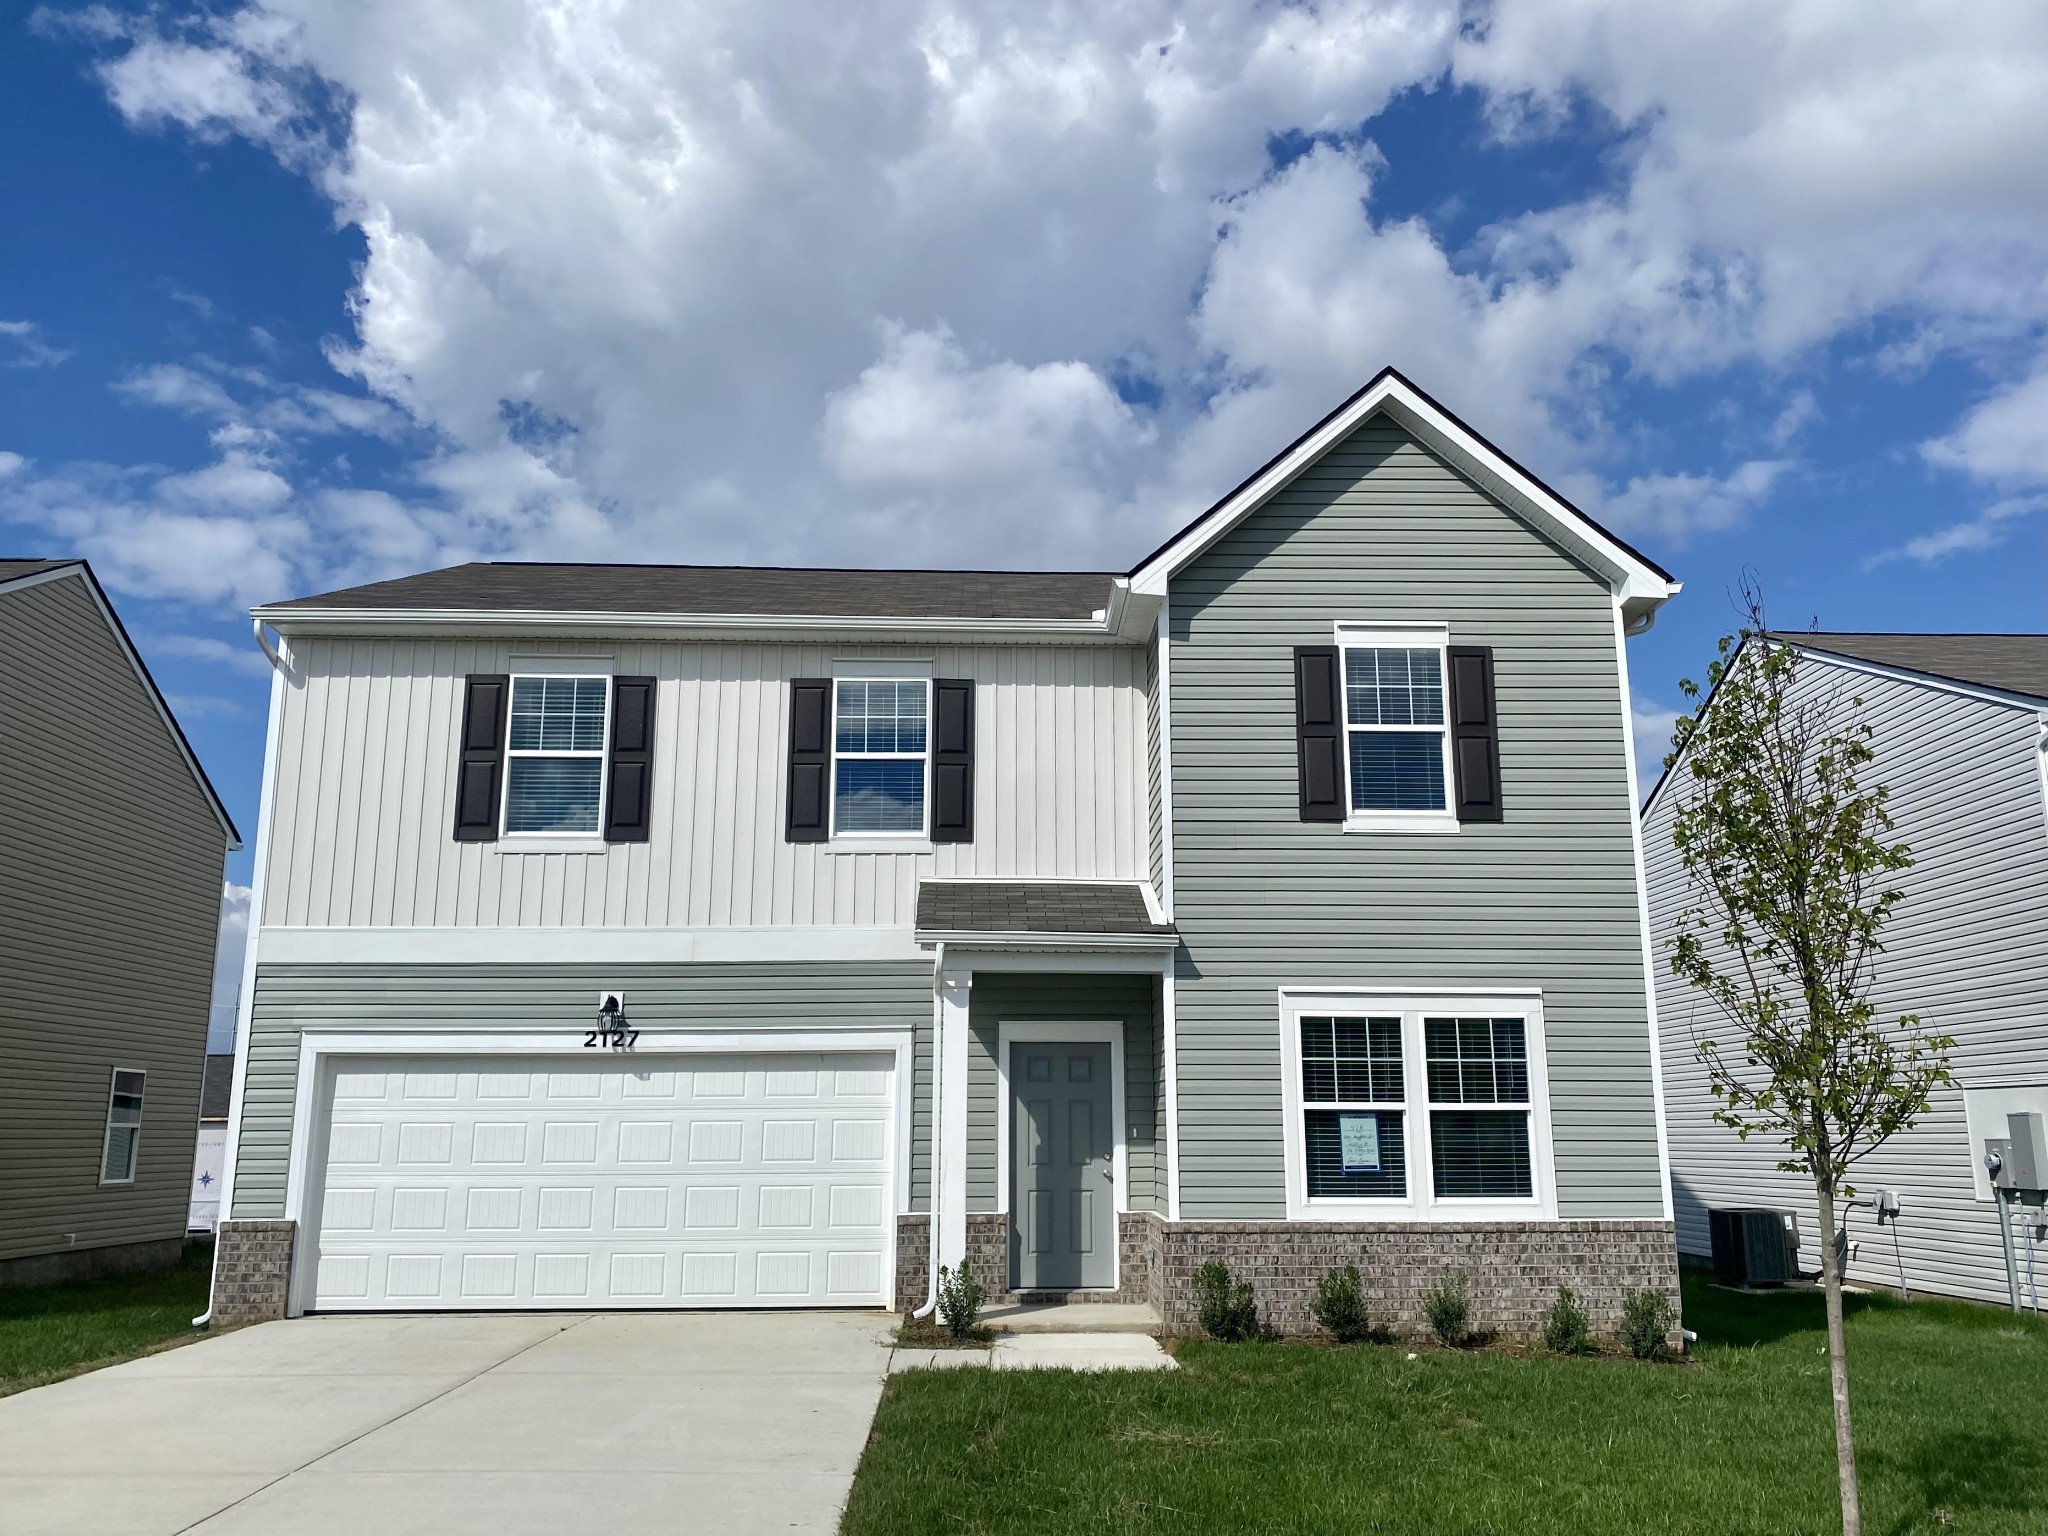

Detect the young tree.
[{"left": 1663, "top": 588, "right": 1952, "bottom": 1536}]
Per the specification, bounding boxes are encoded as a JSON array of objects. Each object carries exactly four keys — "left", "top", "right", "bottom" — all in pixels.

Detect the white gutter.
[
  {"left": 251, "top": 606, "right": 1127, "bottom": 640},
  {"left": 912, "top": 929, "right": 1178, "bottom": 951}
]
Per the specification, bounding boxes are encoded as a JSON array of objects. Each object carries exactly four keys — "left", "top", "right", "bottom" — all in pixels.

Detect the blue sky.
[{"left": 2, "top": 4, "right": 2042, "bottom": 1043}]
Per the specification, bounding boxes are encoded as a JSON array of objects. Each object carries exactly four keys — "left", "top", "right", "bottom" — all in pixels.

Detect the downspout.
[
  {"left": 912, "top": 942, "right": 945, "bottom": 1319},
  {"left": 195, "top": 621, "right": 290, "bottom": 1326}
]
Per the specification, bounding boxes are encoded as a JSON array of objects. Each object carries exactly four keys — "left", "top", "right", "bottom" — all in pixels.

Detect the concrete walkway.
[{"left": 0, "top": 1311, "right": 894, "bottom": 1536}]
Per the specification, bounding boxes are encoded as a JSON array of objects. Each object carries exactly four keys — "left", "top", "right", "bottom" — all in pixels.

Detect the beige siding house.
[{"left": 0, "top": 560, "right": 239, "bottom": 1287}]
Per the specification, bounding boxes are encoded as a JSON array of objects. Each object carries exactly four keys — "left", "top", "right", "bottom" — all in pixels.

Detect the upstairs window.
[
  {"left": 100, "top": 1068, "right": 145, "bottom": 1184},
  {"left": 1342, "top": 635, "right": 1451, "bottom": 815},
  {"left": 833, "top": 679, "right": 929, "bottom": 836},
  {"left": 503, "top": 675, "right": 610, "bottom": 834}
]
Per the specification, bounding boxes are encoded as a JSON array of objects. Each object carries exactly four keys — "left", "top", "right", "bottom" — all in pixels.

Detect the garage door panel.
[{"left": 311, "top": 1051, "right": 896, "bottom": 1311}]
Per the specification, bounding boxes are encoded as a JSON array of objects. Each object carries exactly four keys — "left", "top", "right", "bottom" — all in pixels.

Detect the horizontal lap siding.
[
  {"left": 1646, "top": 664, "right": 2048, "bottom": 1304},
  {"left": 0, "top": 576, "right": 228, "bottom": 1260},
  {"left": 264, "top": 639, "right": 1149, "bottom": 929},
  {"left": 965, "top": 974, "right": 1162, "bottom": 1216},
  {"left": 1169, "top": 419, "right": 1662, "bottom": 1221},
  {"left": 230, "top": 961, "right": 932, "bottom": 1220}
]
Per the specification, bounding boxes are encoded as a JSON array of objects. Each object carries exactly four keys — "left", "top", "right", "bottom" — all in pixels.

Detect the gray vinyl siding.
[
  {"left": 965, "top": 974, "right": 1162, "bottom": 1216},
  {"left": 0, "top": 574, "right": 229, "bottom": 1262},
  {"left": 231, "top": 960, "right": 933, "bottom": 1219},
  {"left": 1645, "top": 660, "right": 2048, "bottom": 1304},
  {"left": 1168, "top": 416, "right": 1663, "bottom": 1221},
  {"left": 263, "top": 637, "right": 1149, "bottom": 929}
]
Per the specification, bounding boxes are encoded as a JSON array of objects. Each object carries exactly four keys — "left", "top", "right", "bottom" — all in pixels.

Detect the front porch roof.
[{"left": 913, "top": 880, "right": 1178, "bottom": 950}]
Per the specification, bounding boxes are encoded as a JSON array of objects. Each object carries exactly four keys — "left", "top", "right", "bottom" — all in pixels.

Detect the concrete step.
[{"left": 981, "top": 1301, "right": 1162, "bottom": 1335}]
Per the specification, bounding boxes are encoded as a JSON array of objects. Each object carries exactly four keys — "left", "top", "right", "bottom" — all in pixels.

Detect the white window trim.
[
  {"left": 829, "top": 676, "right": 932, "bottom": 841},
  {"left": 1334, "top": 622, "right": 1459, "bottom": 835},
  {"left": 99, "top": 1067, "right": 145, "bottom": 1187},
  {"left": 992, "top": 1020, "right": 1127, "bottom": 1294},
  {"left": 499, "top": 672, "right": 613, "bottom": 839},
  {"left": 1277, "top": 990, "right": 1556, "bottom": 1222}
]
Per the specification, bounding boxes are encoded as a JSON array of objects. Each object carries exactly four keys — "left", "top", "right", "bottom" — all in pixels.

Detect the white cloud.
[
  {"left": 0, "top": 451, "right": 24, "bottom": 479},
  {"left": 1921, "top": 364, "right": 2048, "bottom": 488},
  {"left": 209, "top": 880, "right": 252, "bottom": 1052},
  {"left": 1863, "top": 495, "right": 2041, "bottom": 571},
  {"left": 149, "top": 631, "right": 275, "bottom": 678},
  {"left": 22, "top": 0, "right": 2045, "bottom": 595},
  {"left": 0, "top": 318, "right": 71, "bottom": 369},
  {"left": 1630, "top": 692, "right": 1682, "bottom": 802}
]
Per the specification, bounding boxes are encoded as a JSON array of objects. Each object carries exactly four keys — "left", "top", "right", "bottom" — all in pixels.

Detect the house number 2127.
[{"left": 586, "top": 992, "right": 637, "bottom": 1049}]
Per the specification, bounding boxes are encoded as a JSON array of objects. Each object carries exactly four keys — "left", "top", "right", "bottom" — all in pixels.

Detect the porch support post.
[{"left": 937, "top": 966, "right": 973, "bottom": 1274}]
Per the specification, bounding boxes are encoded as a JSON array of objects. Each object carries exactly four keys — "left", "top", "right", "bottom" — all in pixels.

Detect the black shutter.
[
  {"left": 930, "top": 679, "right": 974, "bottom": 843},
  {"left": 786, "top": 678, "right": 832, "bottom": 842},
  {"left": 1294, "top": 646, "right": 1345, "bottom": 822},
  {"left": 452, "top": 674, "right": 509, "bottom": 842},
  {"left": 1447, "top": 646, "right": 1503, "bottom": 823},
  {"left": 604, "top": 676, "right": 656, "bottom": 843}
]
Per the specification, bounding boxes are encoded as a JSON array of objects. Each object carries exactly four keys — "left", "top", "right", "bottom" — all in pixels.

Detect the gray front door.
[{"left": 1011, "top": 1041, "right": 1115, "bottom": 1291}]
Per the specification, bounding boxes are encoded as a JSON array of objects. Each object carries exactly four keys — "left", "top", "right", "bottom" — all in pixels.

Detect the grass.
[
  {"left": 843, "top": 1269, "right": 2048, "bottom": 1535},
  {"left": 0, "top": 1240, "right": 214, "bottom": 1398}
]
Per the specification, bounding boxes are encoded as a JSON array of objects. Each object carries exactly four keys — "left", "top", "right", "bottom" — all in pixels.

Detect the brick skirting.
[
  {"left": 895, "top": 1211, "right": 1678, "bottom": 1339},
  {"left": 212, "top": 1219, "right": 296, "bottom": 1325}
]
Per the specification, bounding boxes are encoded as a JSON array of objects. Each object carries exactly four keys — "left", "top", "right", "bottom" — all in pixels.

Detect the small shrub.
[
  {"left": 1193, "top": 1260, "right": 1261, "bottom": 1341},
  {"left": 1543, "top": 1286, "right": 1590, "bottom": 1354},
  {"left": 936, "top": 1262, "right": 985, "bottom": 1339},
  {"left": 1619, "top": 1287, "right": 1676, "bottom": 1360},
  {"left": 1419, "top": 1270, "right": 1471, "bottom": 1346},
  {"left": 1311, "top": 1263, "right": 1371, "bottom": 1344}
]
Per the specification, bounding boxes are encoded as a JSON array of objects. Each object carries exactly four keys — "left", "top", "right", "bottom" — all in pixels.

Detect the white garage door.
[{"left": 309, "top": 1052, "right": 896, "bottom": 1310}]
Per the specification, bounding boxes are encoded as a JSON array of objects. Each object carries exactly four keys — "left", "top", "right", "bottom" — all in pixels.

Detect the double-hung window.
[
  {"left": 100, "top": 1068, "right": 145, "bottom": 1185},
  {"left": 1283, "top": 994, "right": 1551, "bottom": 1218},
  {"left": 1338, "top": 624, "right": 1453, "bottom": 823},
  {"left": 832, "top": 679, "right": 929, "bottom": 836},
  {"left": 503, "top": 675, "right": 610, "bottom": 835}
]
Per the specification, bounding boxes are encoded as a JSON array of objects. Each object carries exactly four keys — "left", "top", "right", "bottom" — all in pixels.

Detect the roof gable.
[
  {"left": 0, "top": 560, "right": 242, "bottom": 847},
  {"left": 1771, "top": 631, "right": 2048, "bottom": 706},
  {"left": 1126, "top": 367, "right": 1679, "bottom": 621}
]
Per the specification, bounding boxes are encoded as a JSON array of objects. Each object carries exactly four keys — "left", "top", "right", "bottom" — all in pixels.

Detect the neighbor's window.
[
  {"left": 100, "top": 1068, "right": 145, "bottom": 1184},
  {"left": 833, "top": 679, "right": 928, "bottom": 835},
  {"left": 1425, "top": 1017, "right": 1534, "bottom": 1199},
  {"left": 1299, "top": 1016, "right": 1407, "bottom": 1200},
  {"left": 1343, "top": 644, "right": 1450, "bottom": 814},
  {"left": 503, "top": 675, "right": 609, "bottom": 834}
]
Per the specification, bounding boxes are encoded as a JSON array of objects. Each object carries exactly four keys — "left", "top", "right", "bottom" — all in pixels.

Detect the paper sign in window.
[{"left": 1339, "top": 1112, "right": 1381, "bottom": 1172}]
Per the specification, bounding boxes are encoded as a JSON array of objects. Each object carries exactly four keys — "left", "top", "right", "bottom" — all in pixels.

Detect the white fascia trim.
[
  {"left": 279, "top": 1026, "right": 915, "bottom": 1318},
  {"left": 1127, "top": 373, "right": 1679, "bottom": 610},
  {"left": 1612, "top": 594, "right": 1676, "bottom": 1221},
  {"left": 1785, "top": 645, "right": 2048, "bottom": 715},
  {"left": 253, "top": 606, "right": 1120, "bottom": 642},
  {"left": 1154, "top": 606, "right": 1176, "bottom": 920},
  {"left": 993, "top": 1021, "right": 1127, "bottom": 1295},
  {"left": 257, "top": 925, "right": 926, "bottom": 966},
  {"left": 912, "top": 929, "right": 1179, "bottom": 952},
  {"left": 934, "top": 949, "right": 1173, "bottom": 975},
  {"left": 3, "top": 563, "right": 242, "bottom": 846},
  {"left": 204, "top": 655, "right": 286, "bottom": 1322},
  {"left": 1276, "top": 988, "right": 1559, "bottom": 1224}
]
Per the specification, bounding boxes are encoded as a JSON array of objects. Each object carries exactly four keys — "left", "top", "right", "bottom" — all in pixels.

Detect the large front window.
[
  {"left": 503, "top": 675, "right": 609, "bottom": 834},
  {"left": 833, "top": 679, "right": 929, "bottom": 836},
  {"left": 1284, "top": 995, "right": 1550, "bottom": 1217}
]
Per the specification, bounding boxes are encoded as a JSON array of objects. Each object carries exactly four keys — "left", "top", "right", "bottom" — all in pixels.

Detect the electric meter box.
[{"left": 2006, "top": 1112, "right": 2048, "bottom": 1194}]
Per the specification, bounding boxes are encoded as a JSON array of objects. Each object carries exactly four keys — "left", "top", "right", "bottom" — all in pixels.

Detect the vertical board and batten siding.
[
  {"left": 964, "top": 974, "right": 1162, "bottom": 1216},
  {"left": 1645, "top": 662, "right": 2048, "bottom": 1305},
  {"left": 231, "top": 962, "right": 933, "bottom": 1220},
  {"left": 262, "top": 639, "right": 1149, "bottom": 929},
  {"left": 0, "top": 575, "right": 229, "bottom": 1262},
  {"left": 1168, "top": 417, "right": 1664, "bottom": 1222}
]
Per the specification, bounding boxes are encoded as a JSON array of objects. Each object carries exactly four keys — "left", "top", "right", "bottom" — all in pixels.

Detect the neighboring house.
[
  {"left": 188, "top": 1053, "right": 236, "bottom": 1233},
  {"left": 0, "top": 559, "right": 240, "bottom": 1288},
  {"left": 1644, "top": 633, "right": 2048, "bottom": 1306},
  {"left": 209, "top": 368, "right": 1685, "bottom": 1336}
]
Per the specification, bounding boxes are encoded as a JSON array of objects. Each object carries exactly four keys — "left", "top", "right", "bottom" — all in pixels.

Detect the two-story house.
[{"left": 208, "top": 369, "right": 1683, "bottom": 1336}]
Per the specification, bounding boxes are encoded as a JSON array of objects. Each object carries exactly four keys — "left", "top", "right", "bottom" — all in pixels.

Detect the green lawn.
[
  {"left": 0, "top": 1240, "right": 214, "bottom": 1398},
  {"left": 844, "top": 1271, "right": 2048, "bottom": 1535}
]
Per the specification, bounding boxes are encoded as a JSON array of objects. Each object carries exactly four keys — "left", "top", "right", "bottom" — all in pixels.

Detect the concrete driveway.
[{"left": 0, "top": 1310, "right": 895, "bottom": 1535}]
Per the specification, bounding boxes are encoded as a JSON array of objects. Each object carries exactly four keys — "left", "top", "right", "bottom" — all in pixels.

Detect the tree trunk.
[{"left": 1815, "top": 1180, "right": 1861, "bottom": 1536}]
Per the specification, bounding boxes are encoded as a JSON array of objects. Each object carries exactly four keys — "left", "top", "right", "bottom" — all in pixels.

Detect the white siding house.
[{"left": 1644, "top": 633, "right": 2048, "bottom": 1307}]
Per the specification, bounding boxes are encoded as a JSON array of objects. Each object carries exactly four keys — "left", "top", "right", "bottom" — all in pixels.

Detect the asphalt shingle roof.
[
  {"left": 1774, "top": 632, "right": 2048, "bottom": 703},
  {"left": 264, "top": 563, "right": 1118, "bottom": 621},
  {"left": 0, "top": 558, "right": 76, "bottom": 584},
  {"left": 915, "top": 880, "right": 1173, "bottom": 937}
]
